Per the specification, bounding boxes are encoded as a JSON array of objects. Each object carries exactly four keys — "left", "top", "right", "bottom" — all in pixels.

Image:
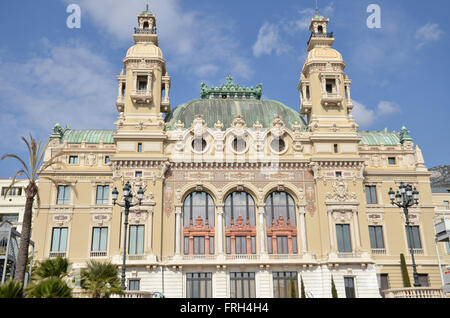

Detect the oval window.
[
  {"left": 192, "top": 138, "right": 207, "bottom": 152},
  {"left": 270, "top": 138, "right": 286, "bottom": 153},
  {"left": 232, "top": 137, "right": 246, "bottom": 153}
]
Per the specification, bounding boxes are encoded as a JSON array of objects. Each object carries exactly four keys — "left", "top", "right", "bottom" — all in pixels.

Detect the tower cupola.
[{"left": 307, "top": 9, "right": 335, "bottom": 51}]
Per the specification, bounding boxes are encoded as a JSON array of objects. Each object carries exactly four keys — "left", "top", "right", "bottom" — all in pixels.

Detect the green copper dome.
[{"left": 165, "top": 99, "right": 307, "bottom": 131}]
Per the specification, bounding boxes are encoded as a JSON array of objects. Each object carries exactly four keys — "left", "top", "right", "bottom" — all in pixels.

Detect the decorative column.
[
  {"left": 298, "top": 205, "right": 307, "bottom": 253},
  {"left": 175, "top": 206, "right": 182, "bottom": 255},
  {"left": 258, "top": 206, "right": 266, "bottom": 254},
  {"left": 147, "top": 206, "right": 154, "bottom": 250},
  {"left": 216, "top": 205, "right": 224, "bottom": 255},
  {"left": 328, "top": 210, "right": 336, "bottom": 252},
  {"left": 352, "top": 209, "right": 361, "bottom": 250},
  {"left": 147, "top": 73, "right": 152, "bottom": 94}
]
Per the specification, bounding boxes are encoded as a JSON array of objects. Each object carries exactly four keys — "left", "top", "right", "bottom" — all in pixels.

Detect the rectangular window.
[
  {"left": 0, "top": 214, "right": 19, "bottom": 224},
  {"left": 418, "top": 274, "right": 429, "bottom": 287},
  {"left": 267, "top": 236, "right": 273, "bottom": 254},
  {"left": 334, "top": 144, "right": 338, "bottom": 153},
  {"left": 128, "top": 279, "right": 140, "bottom": 291},
  {"left": 56, "top": 185, "right": 70, "bottom": 205},
  {"left": 135, "top": 171, "right": 143, "bottom": 178},
  {"left": 96, "top": 185, "right": 109, "bottom": 205},
  {"left": 273, "top": 272, "right": 298, "bottom": 298},
  {"left": 406, "top": 226, "right": 422, "bottom": 249},
  {"left": 335, "top": 171, "right": 342, "bottom": 178},
  {"left": 326, "top": 79, "right": 335, "bottom": 94},
  {"left": 388, "top": 157, "right": 396, "bottom": 165},
  {"left": 137, "top": 143, "right": 142, "bottom": 153},
  {"left": 105, "top": 156, "right": 110, "bottom": 164},
  {"left": 184, "top": 237, "right": 189, "bottom": 255},
  {"left": 128, "top": 225, "right": 144, "bottom": 255},
  {"left": 193, "top": 237, "right": 205, "bottom": 255},
  {"left": 344, "top": 277, "right": 356, "bottom": 298},
  {"left": 1, "top": 187, "right": 22, "bottom": 196},
  {"left": 230, "top": 272, "right": 256, "bottom": 298},
  {"left": 377, "top": 274, "right": 390, "bottom": 297},
  {"left": 235, "top": 236, "right": 247, "bottom": 254},
  {"left": 69, "top": 156, "right": 78, "bottom": 164},
  {"left": 365, "top": 186, "right": 378, "bottom": 204},
  {"left": 186, "top": 273, "right": 212, "bottom": 298},
  {"left": 446, "top": 241, "right": 450, "bottom": 254},
  {"left": 209, "top": 237, "right": 214, "bottom": 255},
  {"left": 277, "top": 236, "right": 289, "bottom": 254},
  {"left": 369, "top": 226, "right": 385, "bottom": 249},
  {"left": 336, "top": 224, "right": 352, "bottom": 253},
  {"left": 51, "top": 227, "right": 68, "bottom": 252},
  {"left": 91, "top": 227, "right": 108, "bottom": 252},
  {"left": 138, "top": 76, "right": 147, "bottom": 91}
]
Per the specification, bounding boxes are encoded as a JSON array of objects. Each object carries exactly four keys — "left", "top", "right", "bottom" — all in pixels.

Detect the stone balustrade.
[{"left": 383, "top": 287, "right": 445, "bottom": 298}]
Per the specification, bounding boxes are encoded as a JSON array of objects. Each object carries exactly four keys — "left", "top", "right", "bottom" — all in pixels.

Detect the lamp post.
[
  {"left": 112, "top": 182, "right": 144, "bottom": 290},
  {"left": 389, "top": 182, "right": 421, "bottom": 287}
]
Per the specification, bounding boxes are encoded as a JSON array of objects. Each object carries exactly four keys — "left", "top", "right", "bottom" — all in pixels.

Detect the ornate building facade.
[{"left": 32, "top": 8, "right": 449, "bottom": 298}]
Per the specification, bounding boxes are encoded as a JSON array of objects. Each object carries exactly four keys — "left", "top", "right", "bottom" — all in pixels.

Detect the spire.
[{"left": 307, "top": 9, "right": 333, "bottom": 51}]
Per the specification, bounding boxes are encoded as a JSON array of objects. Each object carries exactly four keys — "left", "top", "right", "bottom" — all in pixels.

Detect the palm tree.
[
  {"left": 25, "top": 257, "right": 72, "bottom": 298},
  {"left": 80, "top": 261, "right": 124, "bottom": 298},
  {"left": 0, "top": 280, "right": 23, "bottom": 298},
  {"left": 32, "top": 257, "right": 70, "bottom": 280},
  {"left": 1, "top": 134, "right": 67, "bottom": 290},
  {"left": 25, "top": 277, "right": 72, "bottom": 298}
]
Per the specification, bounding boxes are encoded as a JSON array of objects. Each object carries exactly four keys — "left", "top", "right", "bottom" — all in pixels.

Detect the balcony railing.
[
  {"left": 112, "top": 291, "right": 156, "bottom": 298},
  {"left": 371, "top": 248, "right": 386, "bottom": 255},
  {"left": 383, "top": 287, "right": 445, "bottom": 298},
  {"left": 134, "top": 27, "right": 157, "bottom": 35},
  {"left": 409, "top": 248, "right": 424, "bottom": 255},
  {"left": 307, "top": 32, "right": 334, "bottom": 45},
  {"left": 268, "top": 254, "right": 304, "bottom": 260},
  {"left": 49, "top": 252, "right": 66, "bottom": 258},
  {"left": 337, "top": 252, "right": 362, "bottom": 258},
  {"left": 90, "top": 251, "right": 108, "bottom": 258},
  {"left": 226, "top": 254, "right": 258, "bottom": 260}
]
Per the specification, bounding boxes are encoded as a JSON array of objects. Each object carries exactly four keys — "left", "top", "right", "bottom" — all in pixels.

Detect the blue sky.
[{"left": 0, "top": 0, "right": 449, "bottom": 177}]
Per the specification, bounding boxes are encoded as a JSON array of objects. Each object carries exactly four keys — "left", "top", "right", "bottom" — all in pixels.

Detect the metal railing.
[
  {"left": 383, "top": 287, "right": 444, "bottom": 298},
  {"left": 225, "top": 254, "right": 258, "bottom": 260},
  {"left": 134, "top": 27, "right": 157, "bottom": 35},
  {"left": 307, "top": 32, "right": 334, "bottom": 45}
]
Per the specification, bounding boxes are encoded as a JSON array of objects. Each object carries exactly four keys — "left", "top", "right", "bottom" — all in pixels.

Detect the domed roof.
[
  {"left": 126, "top": 43, "right": 163, "bottom": 59},
  {"left": 165, "top": 99, "right": 307, "bottom": 131},
  {"left": 305, "top": 47, "right": 343, "bottom": 63}
]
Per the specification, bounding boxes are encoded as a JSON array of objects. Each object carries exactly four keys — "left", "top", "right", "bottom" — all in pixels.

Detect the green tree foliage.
[
  {"left": 331, "top": 276, "right": 338, "bottom": 298},
  {"left": 80, "top": 260, "right": 124, "bottom": 298},
  {"left": 400, "top": 253, "right": 411, "bottom": 287},
  {"left": 300, "top": 276, "right": 306, "bottom": 298},
  {"left": 0, "top": 280, "right": 23, "bottom": 298},
  {"left": 26, "top": 277, "right": 72, "bottom": 298},
  {"left": 1, "top": 134, "right": 66, "bottom": 290},
  {"left": 290, "top": 278, "right": 297, "bottom": 298},
  {"left": 25, "top": 257, "right": 72, "bottom": 298}
]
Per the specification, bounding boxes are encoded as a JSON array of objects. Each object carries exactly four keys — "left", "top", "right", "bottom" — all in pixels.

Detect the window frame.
[
  {"left": 365, "top": 185, "right": 378, "bottom": 204},
  {"left": 230, "top": 272, "right": 256, "bottom": 298},
  {"left": 186, "top": 273, "right": 212, "bottom": 298},
  {"left": 128, "top": 225, "right": 145, "bottom": 255},
  {"left": 91, "top": 227, "right": 108, "bottom": 252},
  {"left": 128, "top": 279, "right": 141, "bottom": 291},
  {"left": 50, "top": 227, "right": 68, "bottom": 252},
  {"left": 68, "top": 156, "right": 79, "bottom": 165},
  {"left": 56, "top": 185, "right": 71, "bottom": 205},
  {"left": 405, "top": 225, "right": 422, "bottom": 250},
  {"left": 369, "top": 225, "right": 385, "bottom": 249},
  {"left": 96, "top": 185, "right": 110, "bottom": 205},
  {"left": 336, "top": 224, "right": 352, "bottom": 253},
  {"left": 272, "top": 272, "right": 298, "bottom": 298},
  {"left": 344, "top": 276, "right": 356, "bottom": 298}
]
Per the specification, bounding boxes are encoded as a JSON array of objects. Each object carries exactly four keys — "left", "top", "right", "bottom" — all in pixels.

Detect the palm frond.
[
  {"left": 0, "top": 154, "right": 30, "bottom": 179},
  {"left": 40, "top": 176, "right": 78, "bottom": 199},
  {"left": 2, "top": 170, "right": 26, "bottom": 199}
]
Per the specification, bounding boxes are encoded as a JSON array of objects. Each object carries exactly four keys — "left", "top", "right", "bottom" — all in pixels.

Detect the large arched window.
[
  {"left": 224, "top": 192, "right": 256, "bottom": 255},
  {"left": 183, "top": 192, "right": 215, "bottom": 255},
  {"left": 265, "top": 192, "right": 298, "bottom": 255}
]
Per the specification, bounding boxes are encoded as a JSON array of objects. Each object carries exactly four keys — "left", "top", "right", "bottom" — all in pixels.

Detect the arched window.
[
  {"left": 265, "top": 192, "right": 298, "bottom": 255},
  {"left": 224, "top": 192, "right": 256, "bottom": 255},
  {"left": 318, "top": 25, "right": 323, "bottom": 34},
  {"left": 183, "top": 192, "right": 215, "bottom": 255},
  {"left": 143, "top": 21, "right": 149, "bottom": 30}
]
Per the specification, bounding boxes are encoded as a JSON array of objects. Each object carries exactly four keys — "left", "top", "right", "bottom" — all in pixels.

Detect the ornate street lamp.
[
  {"left": 389, "top": 182, "right": 421, "bottom": 287},
  {"left": 112, "top": 182, "right": 144, "bottom": 290}
]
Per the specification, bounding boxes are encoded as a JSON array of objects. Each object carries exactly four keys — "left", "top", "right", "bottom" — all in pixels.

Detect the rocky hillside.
[{"left": 430, "top": 165, "right": 450, "bottom": 188}]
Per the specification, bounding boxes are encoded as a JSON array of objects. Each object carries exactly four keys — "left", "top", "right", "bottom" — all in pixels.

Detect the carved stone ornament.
[
  {"left": 192, "top": 115, "right": 207, "bottom": 138},
  {"left": 231, "top": 115, "right": 247, "bottom": 137},
  {"left": 332, "top": 211, "right": 353, "bottom": 223},
  {"left": 270, "top": 116, "right": 286, "bottom": 138},
  {"left": 367, "top": 213, "right": 384, "bottom": 225},
  {"left": 87, "top": 153, "right": 97, "bottom": 166},
  {"left": 92, "top": 214, "right": 111, "bottom": 225},
  {"left": 52, "top": 214, "right": 71, "bottom": 226},
  {"left": 309, "top": 162, "right": 322, "bottom": 180},
  {"left": 327, "top": 178, "right": 357, "bottom": 202}
]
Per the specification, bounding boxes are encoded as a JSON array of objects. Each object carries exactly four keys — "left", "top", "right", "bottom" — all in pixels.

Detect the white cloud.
[
  {"left": 64, "top": 0, "right": 253, "bottom": 80},
  {"left": 415, "top": 23, "right": 444, "bottom": 48},
  {"left": 0, "top": 39, "right": 117, "bottom": 151},
  {"left": 352, "top": 100, "right": 401, "bottom": 128},
  {"left": 253, "top": 22, "right": 292, "bottom": 57}
]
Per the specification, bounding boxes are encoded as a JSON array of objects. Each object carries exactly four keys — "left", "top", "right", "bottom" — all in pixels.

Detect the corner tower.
[
  {"left": 298, "top": 10, "right": 360, "bottom": 158},
  {"left": 115, "top": 5, "right": 171, "bottom": 119},
  {"left": 113, "top": 5, "right": 170, "bottom": 159}
]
